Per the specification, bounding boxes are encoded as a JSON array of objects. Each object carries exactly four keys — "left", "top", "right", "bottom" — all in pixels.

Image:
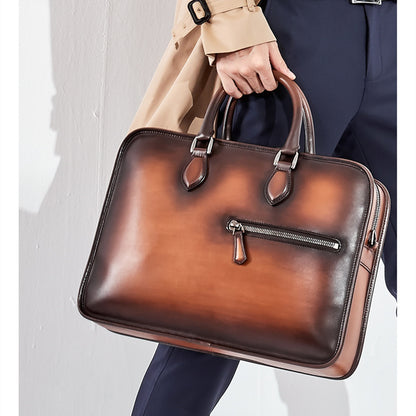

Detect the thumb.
[{"left": 269, "top": 42, "right": 296, "bottom": 80}]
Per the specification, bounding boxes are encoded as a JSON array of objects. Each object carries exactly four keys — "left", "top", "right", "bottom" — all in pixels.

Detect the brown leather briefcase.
[{"left": 77, "top": 72, "right": 390, "bottom": 379}]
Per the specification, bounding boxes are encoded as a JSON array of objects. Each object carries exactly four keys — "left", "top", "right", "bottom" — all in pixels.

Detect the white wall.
[{"left": 19, "top": 1, "right": 397, "bottom": 415}]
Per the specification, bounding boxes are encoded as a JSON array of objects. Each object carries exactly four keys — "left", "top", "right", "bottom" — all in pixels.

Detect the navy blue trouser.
[{"left": 132, "top": 1, "right": 396, "bottom": 414}]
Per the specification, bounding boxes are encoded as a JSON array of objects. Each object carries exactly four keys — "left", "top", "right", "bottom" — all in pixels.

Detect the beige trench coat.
[{"left": 127, "top": 0, "right": 276, "bottom": 136}]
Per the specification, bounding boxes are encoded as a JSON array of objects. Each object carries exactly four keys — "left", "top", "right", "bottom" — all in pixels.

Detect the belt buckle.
[
  {"left": 188, "top": 0, "right": 211, "bottom": 25},
  {"left": 351, "top": 0, "right": 382, "bottom": 4}
]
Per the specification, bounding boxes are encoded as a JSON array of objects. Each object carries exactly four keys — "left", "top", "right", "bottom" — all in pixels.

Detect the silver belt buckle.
[{"left": 351, "top": 0, "right": 382, "bottom": 4}]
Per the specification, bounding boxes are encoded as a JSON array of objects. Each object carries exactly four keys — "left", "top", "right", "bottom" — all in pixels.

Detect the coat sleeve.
[
  {"left": 200, "top": 0, "right": 276, "bottom": 66},
  {"left": 173, "top": 0, "right": 276, "bottom": 66}
]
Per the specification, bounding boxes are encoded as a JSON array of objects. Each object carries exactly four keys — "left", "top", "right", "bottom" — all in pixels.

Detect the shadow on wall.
[
  {"left": 275, "top": 370, "right": 350, "bottom": 416},
  {"left": 20, "top": 1, "right": 173, "bottom": 415}
]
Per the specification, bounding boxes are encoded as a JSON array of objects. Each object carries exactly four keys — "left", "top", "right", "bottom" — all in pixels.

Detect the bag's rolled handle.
[
  {"left": 197, "top": 70, "right": 306, "bottom": 155},
  {"left": 220, "top": 77, "right": 316, "bottom": 155},
  {"left": 182, "top": 71, "right": 316, "bottom": 205}
]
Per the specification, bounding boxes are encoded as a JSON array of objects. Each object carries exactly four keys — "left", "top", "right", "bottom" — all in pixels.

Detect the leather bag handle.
[
  {"left": 196, "top": 70, "right": 308, "bottom": 155},
  {"left": 182, "top": 71, "right": 316, "bottom": 205},
  {"left": 220, "top": 77, "right": 316, "bottom": 154}
]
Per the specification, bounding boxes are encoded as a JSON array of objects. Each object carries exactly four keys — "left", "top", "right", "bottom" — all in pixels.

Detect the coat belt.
[{"left": 172, "top": 0, "right": 260, "bottom": 41}]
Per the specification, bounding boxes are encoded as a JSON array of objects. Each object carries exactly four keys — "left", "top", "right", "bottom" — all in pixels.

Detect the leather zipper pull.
[
  {"left": 227, "top": 220, "right": 247, "bottom": 265},
  {"left": 233, "top": 230, "right": 247, "bottom": 265}
]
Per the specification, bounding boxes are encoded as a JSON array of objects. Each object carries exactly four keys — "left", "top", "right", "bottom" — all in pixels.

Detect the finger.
[
  {"left": 268, "top": 42, "right": 296, "bottom": 79},
  {"left": 255, "top": 60, "right": 278, "bottom": 91},
  {"left": 219, "top": 72, "right": 243, "bottom": 99},
  {"left": 239, "top": 67, "right": 264, "bottom": 93},
  {"left": 232, "top": 74, "right": 254, "bottom": 95}
]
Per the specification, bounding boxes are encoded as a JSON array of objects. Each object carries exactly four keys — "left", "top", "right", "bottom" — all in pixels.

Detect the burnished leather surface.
[
  {"left": 265, "top": 163, "right": 292, "bottom": 205},
  {"left": 182, "top": 154, "right": 208, "bottom": 190},
  {"left": 78, "top": 129, "right": 389, "bottom": 377},
  {"left": 78, "top": 74, "right": 390, "bottom": 378}
]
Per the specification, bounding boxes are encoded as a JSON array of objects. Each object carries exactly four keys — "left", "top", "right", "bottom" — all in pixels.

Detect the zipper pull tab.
[
  {"left": 227, "top": 220, "right": 247, "bottom": 265},
  {"left": 368, "top": 229, "right": 377, "bottom": 247}
]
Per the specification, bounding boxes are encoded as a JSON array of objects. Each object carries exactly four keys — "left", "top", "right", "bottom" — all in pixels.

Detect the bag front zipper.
[
  {"left": 368, "top": 185, "right": 381, "bottom": 247},
  {"left": 226, "top": 218, "right": 341, "bottom": 265}
]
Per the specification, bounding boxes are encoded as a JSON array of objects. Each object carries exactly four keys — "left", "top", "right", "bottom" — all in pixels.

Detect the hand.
[{"left": 215, "top": 41, "right": 296, "bottom": 99}]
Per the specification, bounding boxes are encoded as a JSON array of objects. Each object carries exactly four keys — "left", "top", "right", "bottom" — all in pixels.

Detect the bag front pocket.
[{"left": 226, "top": 218, "right": 342, "bottom": 265}]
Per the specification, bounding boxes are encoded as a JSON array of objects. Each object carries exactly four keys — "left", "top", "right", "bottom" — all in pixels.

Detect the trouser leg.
[
  {"left": 131, "top": 344, "right": 239, "bottom": 416},
  {"left": 333, "top": 2, "right": 397, "bottom": 297}
]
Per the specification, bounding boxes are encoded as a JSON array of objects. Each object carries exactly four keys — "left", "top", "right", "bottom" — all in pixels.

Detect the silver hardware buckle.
[
  {"left": 273, "top": 151, "right": 299, "bottom": 169},
  {"left": 190, "top": 135, "right": 214, "bottom": 155},
  {"left": 350, "top": 0, "right": 382, "bottom": 5}
]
